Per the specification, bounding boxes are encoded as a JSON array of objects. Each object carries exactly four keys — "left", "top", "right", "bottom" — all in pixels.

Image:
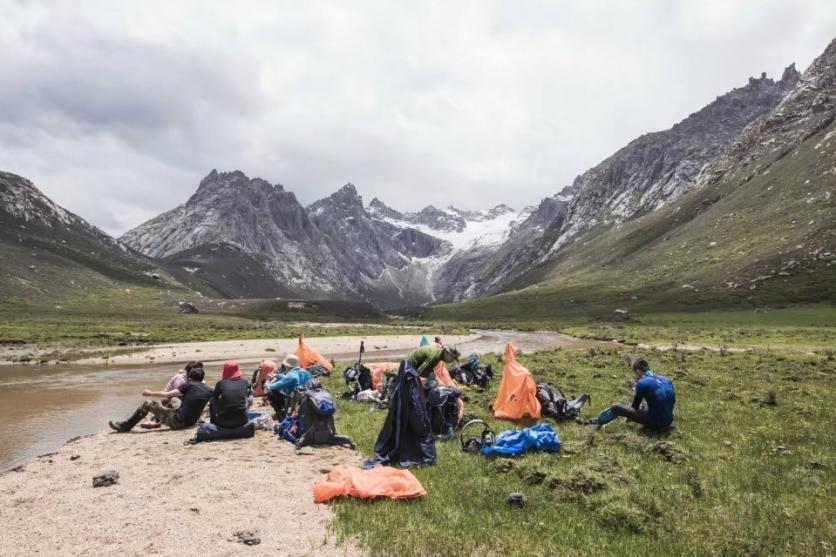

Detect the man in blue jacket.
[
  {"left": 264, "top": 354, "right": 312, "bottom": 419},
  {"left": 596, "top": 357, "right": 675, "bottom": 430}
]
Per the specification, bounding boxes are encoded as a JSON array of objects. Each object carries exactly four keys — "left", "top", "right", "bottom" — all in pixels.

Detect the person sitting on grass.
[
  {"left": 596, "top": 357, "right": 676, "bottom": 430},
  {"left": 109, "top": 366, "right": 212, "bottom": 432},
  {"left": 264, "top": 354, "right": 312, "bottom": 419},
  {"left": 209, "top": 361, "right": 251, "bottom": 429},
  {"left": 407, "top": 344, "right": 460, "bottom": 379}
]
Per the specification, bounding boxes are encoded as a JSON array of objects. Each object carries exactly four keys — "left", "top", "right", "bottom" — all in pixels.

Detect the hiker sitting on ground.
[
  {"left": 161, "top": 360, "right": 203, "bottom": 407},
  {"left": 142, "top": 361, "right": 206, "bottom": 428},
  {"left": 264, "top": 354, "right": 313, "bottom": 418},
  {"left": 209, "top": 361, "right": 252, "bottom": 429},
  {"left": 407, "top": 344, "right": 460, "bottom": 379},
  {"left": 109, "top": 367, "right": 212, "bottom": 432},
  {"left": 596, "top": 357, "right": 676, "bottom": 430}
]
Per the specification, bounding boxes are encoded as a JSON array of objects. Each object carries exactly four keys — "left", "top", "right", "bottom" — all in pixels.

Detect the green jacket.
[{"left": 407, "top": 346, "right": 443, "bottom": 377}]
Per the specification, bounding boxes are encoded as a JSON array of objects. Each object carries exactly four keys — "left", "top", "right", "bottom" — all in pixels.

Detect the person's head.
[
  {"left": 632, "top": 357, "right": 650, "bottom": 376},
  {"left": 281, "top": 354, "right": 300, "bottom": 370},
  {"left": 187, "top": 367, "right": 205, "bottom": 382},
  {"left": 184, "top": 360, "right": 203, "bottom": 373},
  {"left": 441, "top": 347, "right": 460, "bottom": 364},
  {"left": 222, "top": 360, "right": 241, "bottom": 380},
  {"left": 433, "top": 336, "right": 442, "bottom": 344},
  {"left": 260, "top": 359, "right": 277, "bottom": 374}
]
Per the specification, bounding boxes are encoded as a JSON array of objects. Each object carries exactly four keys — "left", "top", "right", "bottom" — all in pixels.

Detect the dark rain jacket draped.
[{"left": 368, "top": 360, "right": 436, "bottom": 467}]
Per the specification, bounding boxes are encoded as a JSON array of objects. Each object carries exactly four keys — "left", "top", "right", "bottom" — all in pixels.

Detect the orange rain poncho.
[
  {"left": 367, "top": 362, "right": 399, "bottom": 391},
  {"left": 294, "top": 334, "right": 334, "bottom": 373},
  {"left": 434, "top": 360, "right": 465, "bottom": 424},
  {"left": 312, "top": 465, "right": 426, "bottom": 503},
  {"left": 493, "top": 342, "right": 541, "bottom": 420}
]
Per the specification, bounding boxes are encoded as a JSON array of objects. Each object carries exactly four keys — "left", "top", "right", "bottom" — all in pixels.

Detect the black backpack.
[
  {"left": 307, "top": 363, "right": 330, "bottom": 377},
  {"left": 293, "top": 382, "right": 354, "bottom": 450},
  {"left": 536, "top": 382, "right": 591, "bottom": 421},
  {"left": 451, "top": 355, "right": 493, "bottom": 388},
  {"left": 343, "top": 363, "right": 373, "bottom": 392},
  {"left": 425, "top": 384, "right": 461, "bottom": 437}
]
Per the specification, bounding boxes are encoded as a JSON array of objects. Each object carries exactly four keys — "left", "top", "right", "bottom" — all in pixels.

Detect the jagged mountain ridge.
[
  {"left": 121, "top": 170, "right": 525, "bottom": 307},
  {"left": 429, "top": 38, "right": 836, "bottom": 319},
  {"left": 440, "top": 63, "right": 802, "bottom": 300}
]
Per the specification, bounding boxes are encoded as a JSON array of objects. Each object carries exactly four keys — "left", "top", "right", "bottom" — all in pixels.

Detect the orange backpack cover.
[
  {"left": 294, "top": 334, "right": 334, "bottom": 372},
  {"left": 493, "top": 342, "right": 541, "bottom": 420},
  {"left": 312, "top": 464, "right": 426, "bottom": 502},
  {"left": 368, "top": 362, "right": 399, "bottom": 390}
]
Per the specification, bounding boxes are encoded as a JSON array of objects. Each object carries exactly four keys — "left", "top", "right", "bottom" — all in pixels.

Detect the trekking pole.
[{"left": 358, "top": 341, "right": 365, "bottom": 364}]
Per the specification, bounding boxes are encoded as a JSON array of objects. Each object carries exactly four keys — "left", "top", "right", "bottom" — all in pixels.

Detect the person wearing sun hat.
[
  {"left": 264, "top": 353, "right": 312, "bottom": 419},
  {"left": 209, "top": 360, "right": 251, "bottom": 429}
]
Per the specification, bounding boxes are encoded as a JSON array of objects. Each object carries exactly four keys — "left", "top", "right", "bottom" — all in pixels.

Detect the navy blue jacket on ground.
[
  {"left": 367, "top": 360, "right": 436, "bottom": 467},
  {"left": 633, "top": 371, "right": 676, "bottom": 428}
]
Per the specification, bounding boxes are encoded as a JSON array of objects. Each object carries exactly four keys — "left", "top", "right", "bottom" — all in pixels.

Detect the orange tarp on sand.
[
  {"left": 434, "top": 360, "right": 465, "bottom": 423},
  {"left": 493, "top": 342, "right": 541, "bottom": 420},
  {"left": 368, "top": 362, "right": 399, "bottom": 390},
  {"left": 312, "top": 464, "right": 426, "bottom": 503},
  {"left": 294, "top": 334, "right": 334, "bottom": 372}
]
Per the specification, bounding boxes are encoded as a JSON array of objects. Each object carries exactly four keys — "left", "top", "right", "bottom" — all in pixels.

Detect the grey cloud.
[{"left": 0, "top": 1, "right": 834, "bottom": 236}]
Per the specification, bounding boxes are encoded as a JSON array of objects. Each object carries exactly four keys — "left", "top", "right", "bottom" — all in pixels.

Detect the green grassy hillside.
[{"left": 424, "top": 119, "right": 836, "bottom": 324}]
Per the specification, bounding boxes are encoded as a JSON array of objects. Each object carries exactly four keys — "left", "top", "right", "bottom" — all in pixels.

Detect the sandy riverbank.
[
  {"left": 0, "top": 425, "right": 361, "bottom": 556},
  {"left": 0, "top": 333, "right": 482, "bottom": 367},
  {"left": 1, "top": 329, "right": 623, "bottom": 367}
]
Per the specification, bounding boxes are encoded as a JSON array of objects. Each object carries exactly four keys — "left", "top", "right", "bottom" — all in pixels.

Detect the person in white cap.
[{"left": 264, "top": 353, "right": 312, "bottom": 419}]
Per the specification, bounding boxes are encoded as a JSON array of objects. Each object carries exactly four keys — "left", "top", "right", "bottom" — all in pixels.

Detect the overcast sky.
[{"left": 1, "top": 1, "right": 834, "bottom": 236}]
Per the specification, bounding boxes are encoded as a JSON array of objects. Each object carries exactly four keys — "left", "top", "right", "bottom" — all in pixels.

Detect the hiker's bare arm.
[{"left": 142, "top": 389, "right": 180, "bottom": 398}]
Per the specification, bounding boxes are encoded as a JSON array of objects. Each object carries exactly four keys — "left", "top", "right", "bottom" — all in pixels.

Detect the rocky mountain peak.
[
  {"left": 368, "top": 197, "right": 403, "bottom": 220},
  {"left": 781, "top": 63, "right": 801, "bottom": 85},
  {"left": 0, "top": 171, "right": 76, "bottom": 228}
]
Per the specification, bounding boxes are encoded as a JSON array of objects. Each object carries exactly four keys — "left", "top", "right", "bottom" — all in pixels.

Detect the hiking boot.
[{"left": 110, "top": 408, "right": 145, "bottom": 432}]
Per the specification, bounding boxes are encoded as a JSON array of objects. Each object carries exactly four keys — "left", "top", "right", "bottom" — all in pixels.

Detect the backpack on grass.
[
  {"left": 425, "top": 384, "right": 461, "bottom": 438},
  {"left": 535, "top": 382, "right": 590, "bottom": 421}
]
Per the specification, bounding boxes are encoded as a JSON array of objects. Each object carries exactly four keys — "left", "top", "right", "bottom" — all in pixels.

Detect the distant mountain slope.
[
  {"left": 441, "top": 65, "right": 801, "bottom": 300},
  {"left": 427, "top": 40, "right": 836, "bottom": 320},
  {"left": 0, "top": 171, "right": 177, "bottom": 304}
]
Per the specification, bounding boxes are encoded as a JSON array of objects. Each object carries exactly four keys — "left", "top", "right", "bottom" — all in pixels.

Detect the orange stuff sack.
[
  {"left": 368, "top": 362, "right": 399, "bottom": 390},
  {"left": 312, "top": 464, "right": 426, "bottom": 503},
  {"left": 434, "top": 361, "right": 465, "bottom": 423},
  {"left": 294, "top": 334, "right": 334, "bottom": 372},
  {"left": 493, "top": 342, "right": 541, "bottom": 420}
]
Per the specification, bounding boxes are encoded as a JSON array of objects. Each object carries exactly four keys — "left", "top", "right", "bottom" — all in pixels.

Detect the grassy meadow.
[{"left": 318, "top": 343, "right": 835, "bottom": 556}]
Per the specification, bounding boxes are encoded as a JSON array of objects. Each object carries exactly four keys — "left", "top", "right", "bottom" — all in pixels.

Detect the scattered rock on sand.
[
  {"left": 92, "top": 470, "right": 120, "bottom": 488},
  {"left": 70, "top": 455, "right": 80, "bottom": 461},
  {"left": 231, "top": 529, "right": 261, "bottom": 546}
]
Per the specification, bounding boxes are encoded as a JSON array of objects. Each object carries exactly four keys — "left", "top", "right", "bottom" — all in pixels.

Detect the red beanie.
[{"left": 222, "top": 360, "right": 241, "bottom": 380}]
